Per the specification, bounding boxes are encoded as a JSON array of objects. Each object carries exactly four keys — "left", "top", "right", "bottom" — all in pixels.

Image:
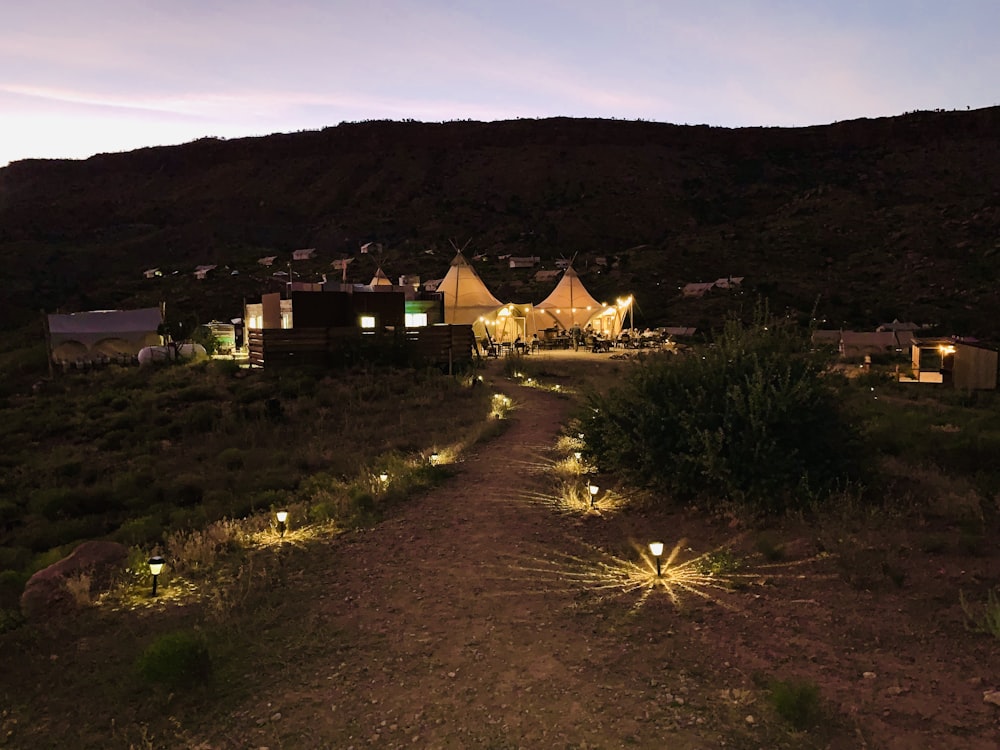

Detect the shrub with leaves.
[
  {"left": 768, "top": 678, "right": 822, "bottom": 730},
  {"left": 136, "top": 631, "right": 212, "bottom": 688},
  {"left": 579, "top": 307, "right": 865, "bottom": 514}
]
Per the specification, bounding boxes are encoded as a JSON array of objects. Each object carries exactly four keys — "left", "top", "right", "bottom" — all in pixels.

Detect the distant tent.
[
  {"left": 369, "top": 267, "right": 393, "bottom": 288},
  {"left": 534, "top": 267, "right": 604, "bottom": 331},
  {"left": 47, "top": 307, "right": 163, "bottom": 362},
  {"left": 439, "top": 252, "right": 503, "bottom": 338}
]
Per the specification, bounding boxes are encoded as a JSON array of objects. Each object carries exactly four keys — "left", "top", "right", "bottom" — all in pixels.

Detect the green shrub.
[
  {"left": 960, "top": 588, "right": 1000, "bottom": 639},
  {"left": 182, "top": 406, "right": 219, "bottom": 434},
  {"left": 165, "top": 475, "right": 205, "bottom": 507},
  {"left": 768, "top": 678, "right": 822, "bottom": 730},
  {"left": 579, "top": 307, "right": 865, "bottom": 515},
  {"left": 216, "top": 447, "right": 245, "bottom": 470},
  {"left": 113, "top": 515, "right": 167, "bottom": 546},
  {"left": 136, "top": 631, "right": 212, "bottom": 688},
  {"left": 0, "top": 569, "right": 29, "bottom": 606}
]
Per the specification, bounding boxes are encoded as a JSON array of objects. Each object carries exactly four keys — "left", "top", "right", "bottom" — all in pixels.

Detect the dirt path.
[{"left": 199, "top": 379, "right": 717, "bottom": 748}]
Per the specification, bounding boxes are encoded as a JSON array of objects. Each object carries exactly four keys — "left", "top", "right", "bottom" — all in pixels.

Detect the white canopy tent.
[
  {"left": 47, "top": 307, "right": 163, "bottom": 362},
  {"left": 533, "top": 267, "right": 609, "bottom": 332},
  {"left": 439, "top": 251, "right": 504, "bottom": 340}
]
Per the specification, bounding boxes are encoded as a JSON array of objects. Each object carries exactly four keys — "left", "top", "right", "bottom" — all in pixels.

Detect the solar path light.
[
  {"left": 649, "top": 542, "right": 664, "bottom": 577},
  {"left": 148, "top": 556, "right": 165, "bottom": 596}
]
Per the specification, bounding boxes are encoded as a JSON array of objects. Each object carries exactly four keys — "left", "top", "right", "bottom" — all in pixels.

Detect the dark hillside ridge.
[{"left": 1, "top": 109, "right": 998, "bottom": 336}]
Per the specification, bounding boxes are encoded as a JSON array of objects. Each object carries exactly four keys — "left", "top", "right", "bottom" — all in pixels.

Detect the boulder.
[{"left": 20, "top": 541, "right": 129, "bottom": 620}]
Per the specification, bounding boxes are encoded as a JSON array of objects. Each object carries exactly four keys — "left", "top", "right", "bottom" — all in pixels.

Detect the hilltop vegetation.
[{"left": 0, "top": 109, "right": 998, "bottom": 349}]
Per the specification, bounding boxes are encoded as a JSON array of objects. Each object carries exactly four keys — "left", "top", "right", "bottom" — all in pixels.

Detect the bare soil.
[{"left": 195, "top": 357, "right": 1000, "bottom": 749}]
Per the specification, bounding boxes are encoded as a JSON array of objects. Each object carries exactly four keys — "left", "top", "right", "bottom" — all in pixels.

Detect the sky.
[{"left": 2, "top": 0, "right": 998, "bottom": 167}]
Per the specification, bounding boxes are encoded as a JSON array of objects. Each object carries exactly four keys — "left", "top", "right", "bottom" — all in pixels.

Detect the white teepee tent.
[
  {"left": 439, "top": 251, "right": 504, "bottom": 339},
  {"left": 369, "top": 267, "right": 392, "bottom": 288},
  {"left": 534, "top": 266, "right": 604, "bottom": 332}
]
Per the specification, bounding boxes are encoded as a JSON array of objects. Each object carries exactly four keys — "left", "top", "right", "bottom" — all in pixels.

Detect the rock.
[
  {"left": 983, "top": 690, "right": 1000, "bottom": 707},
  {"left": 20, "top": 541, "right": 128, "bottom": 620}
]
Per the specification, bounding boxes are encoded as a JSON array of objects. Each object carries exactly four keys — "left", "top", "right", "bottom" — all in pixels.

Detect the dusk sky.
[{"left": 2, "top": 0, "right": 998, "bottom": 167}]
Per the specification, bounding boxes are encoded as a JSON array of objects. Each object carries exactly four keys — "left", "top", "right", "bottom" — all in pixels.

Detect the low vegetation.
[
  {"left": 0, "top": 358, "right": 492, "bottom": 622},
  {"left": 578, "top": 309, "right": 865, "bottom": 515}
]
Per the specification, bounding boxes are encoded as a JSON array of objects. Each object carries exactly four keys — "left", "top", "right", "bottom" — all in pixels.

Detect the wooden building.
[{"left": 908, "top": 338, "right": 998, "bottom": 390}]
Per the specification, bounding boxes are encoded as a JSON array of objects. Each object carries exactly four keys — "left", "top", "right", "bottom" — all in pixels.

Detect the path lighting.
[
  {"left": 276, "top": 510, "right": 288, "bottom": 538},
  {"left": 379, "top": 471, "right": 389, "bottom": 484},
  {"left": 649, "top": 542, "right": 664, "bottom": 577},
  {"left": 588, "top": 483, "right": 599, "bottom": 508},
  {"left": 148, "top": 556, "right": 165, "bottom": 597},
  {"left": 430, "top": 452, "right": 440, "bottom": 466},
  {"left": 574, "top": 451, "right": 582, "bottom": 461}
]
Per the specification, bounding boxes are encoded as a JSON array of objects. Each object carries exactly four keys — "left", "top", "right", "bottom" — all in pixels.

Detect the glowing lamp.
[
  {"left": 148, "top": 556, "right": 165, "bottom": 596},
  {"left": 574, "top": 451, "right": 582, "bottom": 460},
  {"left": 588, "top": 483, "right": 599, "bottom": 508},
  {"left": 379, "top": 471, "right": 389, "bottom": 484},
  {"left": 430, "top": 452, "right": 440, "bottom": 466},
  {"left": 276, "top": 510, "right": 288, "bottom": 537},
  {"left": 649, "top": 542, "right": 664, "bottom": 577}
]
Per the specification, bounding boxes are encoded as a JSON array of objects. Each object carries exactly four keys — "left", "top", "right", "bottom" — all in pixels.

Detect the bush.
[
  {"left": 768, "top": 678, "right": 822, "bottom": 729},
  {"left": 136, "top": 631, "right": 212, "bottom": 688},
  {"left": 216, "top": 447, "right": 245, "bottom": 470},
  {"left": 579, "top": 307, "right": 865, "bottom": 514}
]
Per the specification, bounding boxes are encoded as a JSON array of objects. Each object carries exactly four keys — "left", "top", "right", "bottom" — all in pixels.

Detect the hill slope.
[{"left": 1, "top": 110, "right": 998, "bottom": 336}]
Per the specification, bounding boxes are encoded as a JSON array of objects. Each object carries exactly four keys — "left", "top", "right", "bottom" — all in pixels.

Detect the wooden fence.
[{"left": 247, "top": 325, "right": 475, "bottom": 370}]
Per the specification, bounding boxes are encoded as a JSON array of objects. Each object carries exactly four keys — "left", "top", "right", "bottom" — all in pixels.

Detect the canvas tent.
[
  {"left": 47, "top": 307, "right": 163, "bottom": 362},
  {"left": 534, "top": 266, "right": 631, "bottom": 337},
  {"left": 439, "top": 252, "right": 504, "bottom": 339},
  {"left": 369, "top": 267, "right": 393, "bottom": 288}
]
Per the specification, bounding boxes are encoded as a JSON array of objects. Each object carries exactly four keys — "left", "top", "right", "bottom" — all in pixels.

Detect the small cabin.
[{"left": 906, "top": 338, "right": 998, "bottom": 390}]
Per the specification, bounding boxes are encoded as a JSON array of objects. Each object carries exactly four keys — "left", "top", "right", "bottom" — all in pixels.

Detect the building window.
[
  {"left": 405, "top": 312, "right": 428, "bottom": 328},
  {"left": 359, "top": 315, "right": 377, "bottom": 330}
]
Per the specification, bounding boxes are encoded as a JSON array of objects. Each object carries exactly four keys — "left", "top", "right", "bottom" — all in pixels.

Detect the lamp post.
[
  {"left": 276, "top": 510, "right": 288, "bottom": 538},
  {"left": 148, "top": 556, "right": 165, "bottom": 597},
  {"left": 588, "top": 483, "right": 599, "bottom": 508},
  {"left": 649, "top": 542, "right": 664, "bottom": 577}
]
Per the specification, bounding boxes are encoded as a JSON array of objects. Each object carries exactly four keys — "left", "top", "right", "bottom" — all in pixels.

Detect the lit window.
[
  {"left": 405, "top": 312, "right": 428, "bottom": 327},
  {"left": 360, "top": 315, "right": 376, "bottom": 329}
]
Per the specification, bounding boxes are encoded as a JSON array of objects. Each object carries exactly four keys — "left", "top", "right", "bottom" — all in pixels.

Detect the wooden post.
[{"left": 41, "top": 310, "right": 54, "bottom": 378}]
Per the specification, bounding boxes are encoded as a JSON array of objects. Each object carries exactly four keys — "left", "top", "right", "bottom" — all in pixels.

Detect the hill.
[{"left": 1, "top": 109, "right": 998, "bottom": 338}]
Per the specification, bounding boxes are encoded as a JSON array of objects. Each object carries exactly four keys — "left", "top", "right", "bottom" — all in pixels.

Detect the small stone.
[
  {"left": 863, "top": 672, "right": 877, "bottom": 680},
  {"left": 984, "top": 690, "right": 1000, "bottom": 707},
  {"left": 448, "top": 672, "right": 456, "bottom": 678},
  {"left": 745, "top": 715, "right": 755, "bottom": 725},
  {"left": 271, "top": 712, "right": 282, "bottom": 722}
]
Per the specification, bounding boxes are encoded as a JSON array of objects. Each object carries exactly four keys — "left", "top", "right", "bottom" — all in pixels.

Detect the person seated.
[{"left": 514, "top": 335, "right": 527, "bottom": 354}]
